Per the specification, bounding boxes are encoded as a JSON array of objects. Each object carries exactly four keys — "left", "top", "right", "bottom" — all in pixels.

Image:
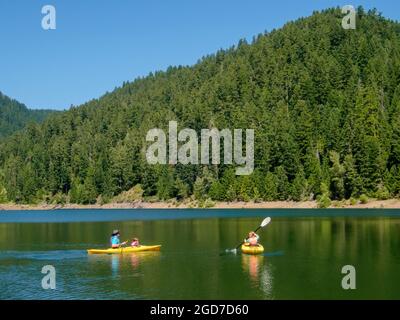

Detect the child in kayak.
[
  {"left": 110, "top": 230, "right": 127, "bottom": 248},
  {"left": 130, "top": 237, "right": 140, "bottom": 247},
  {"left": 245, "top": 231, "right": 260, "bottom": 246}
]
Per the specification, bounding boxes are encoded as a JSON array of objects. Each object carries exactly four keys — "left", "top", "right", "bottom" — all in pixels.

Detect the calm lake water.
[{"left": 0, "top": 209, "right": 400, "bottom": 300}]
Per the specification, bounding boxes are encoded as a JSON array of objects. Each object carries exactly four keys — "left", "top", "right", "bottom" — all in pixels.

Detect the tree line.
[
  {"left": 0, "top": 92, "right": 56, "bottom": 138},
  {"left": 1, "top": 7, "right": 400, "bottom": 206}
]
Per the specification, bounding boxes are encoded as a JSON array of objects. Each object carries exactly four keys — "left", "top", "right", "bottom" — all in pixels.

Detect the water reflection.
[
  {"left": 260, "top": 262, "right": 274, "bottom": 298},
  {"left": 129, "top": 253, "right": 140, "bottom": 269},
  {"left": 1, "top": 215, "right": 400, "bottom": 299},
  {"left": 241, "top": 254, "right": 274, "bottom": 298},
  {"left": 241, "top": 254, "right": 264, "bottom": 282},
  {"left": 111, "top": 255, "right": 119, "bottom": 278},
  {"left": 242, "top": 254, "right": 273, "bottom": 299},
  {"left": 94, "top": 251, "right": 163, "bottom": 278}
]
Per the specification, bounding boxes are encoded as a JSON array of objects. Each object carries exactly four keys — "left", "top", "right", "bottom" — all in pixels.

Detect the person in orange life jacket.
[
  {"left": 130, "top": 237, "right": 140, "bottom": 247},
  {"left": 245, "top": 231, "right": 260, "bottom": 246}
]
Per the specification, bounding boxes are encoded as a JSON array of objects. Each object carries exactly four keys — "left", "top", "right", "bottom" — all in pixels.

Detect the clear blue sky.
[{"left": 0, "top": 0, "right": 399, "bottom": 110}]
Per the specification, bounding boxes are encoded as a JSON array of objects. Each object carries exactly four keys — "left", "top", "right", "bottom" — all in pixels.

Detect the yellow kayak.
[
  {"left": 241, "top": 244, "right": 264, "bottom": 255},
  {"left": 87, "top": 245, "right": 161, "bottom": 254}
]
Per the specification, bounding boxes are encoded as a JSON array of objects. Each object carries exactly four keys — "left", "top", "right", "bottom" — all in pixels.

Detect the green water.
[{"left": 1, "top": 209, "right": 400, "bottom": 299}]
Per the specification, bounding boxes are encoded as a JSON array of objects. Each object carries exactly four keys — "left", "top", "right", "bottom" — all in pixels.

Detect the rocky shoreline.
[{"left": 1, "top": 199, "right": 400, "bottom": 210}]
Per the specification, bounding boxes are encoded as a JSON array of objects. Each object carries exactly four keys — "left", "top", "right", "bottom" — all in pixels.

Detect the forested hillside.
[
  {"left": 0, "top": 92, "right": 56, "bottom": 138},
  {"left": 1, "top": 7, "right": 400, "bottom": 205}
]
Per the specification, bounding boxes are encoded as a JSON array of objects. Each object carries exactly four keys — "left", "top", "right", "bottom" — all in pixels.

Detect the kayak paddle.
[
  {"left": 120, "top": 240, "right": 129, "bottom": 254},
  {"left": 230, "top": 217, "right": 271, "bottom": 254}
]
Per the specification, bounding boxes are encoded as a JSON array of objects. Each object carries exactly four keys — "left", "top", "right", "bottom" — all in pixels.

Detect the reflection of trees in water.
[
  {"left": 263, "top": 217, "right": 400, "bottom": 261},
  {"left": 2, "top": 215, "right": 400, "bottom": 246},
  {"left": 3, "top": 215, "right": 400, "bottom": 298}
]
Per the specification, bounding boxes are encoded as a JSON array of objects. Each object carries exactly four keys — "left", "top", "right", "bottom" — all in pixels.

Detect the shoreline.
[{"left": 1, "top": 199, "right": 400, "bottom": 210}]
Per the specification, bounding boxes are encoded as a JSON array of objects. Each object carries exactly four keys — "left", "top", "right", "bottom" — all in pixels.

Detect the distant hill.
[
  {"left": 1, "top": 7, "right": 400, "bottom": 204},
  {"left": 0, "top": 92, "right": 56, "bottom": 138}
]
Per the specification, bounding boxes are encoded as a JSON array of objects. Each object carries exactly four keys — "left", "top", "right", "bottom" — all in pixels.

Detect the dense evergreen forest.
[
  {"left": 0, "top": 92, "right": 56, "bottom": 138},
  {"left": 1, "top": 7, "right": 400, "bottom": 206}
]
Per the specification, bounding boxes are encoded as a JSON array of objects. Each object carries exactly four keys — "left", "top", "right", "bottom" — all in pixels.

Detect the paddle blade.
[{"left": 260, "top": 217, "right": 271, "bottom": 227}]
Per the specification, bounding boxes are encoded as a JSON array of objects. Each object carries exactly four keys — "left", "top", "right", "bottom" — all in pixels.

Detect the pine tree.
[
  {"left": 263, "top": 172, "right": 278, "bottom": 201},
  {"left": 81, "top": 166, "right": 98, "bottom": 204},
  {"left": 343, "top": 154, "right": 361, "bottom": 198},
  {"left": 329, "top": 151, "right": 345, "bottom": 200},
  {"left": 304, "top": 149, "right": 322, "bottom": 198},
  {"left": 275, "top": 166, "right": 289, "bottom": 200},
  {"left": 290, "top": 169, "right": 308, "bottom": 201},
  {"left": 208, "top": 180, "right": 224, "bottom": 201},
  {"left": 175, "top": 178, "right": 189, "bottom": 200},
  {"left": 156, "top": 167, "right": 175, "bottom": 200}
]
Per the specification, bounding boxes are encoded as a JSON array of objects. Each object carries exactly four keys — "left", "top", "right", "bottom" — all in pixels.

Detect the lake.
[{"left": 1, "top": 209, "right": 400, "bottom": 299}]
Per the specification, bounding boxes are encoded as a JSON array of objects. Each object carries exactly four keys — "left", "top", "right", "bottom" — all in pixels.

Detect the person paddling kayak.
[
  {"left": 245, "top": 231, "right": 260, "bottom": 246},
  {"left": 110, "top": 230, "right": 127, "bottom": 248}
]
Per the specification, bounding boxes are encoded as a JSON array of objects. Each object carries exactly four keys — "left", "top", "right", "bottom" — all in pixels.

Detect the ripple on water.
[{"left": 0, "top": 250, "right": 87, "bottom": 261}]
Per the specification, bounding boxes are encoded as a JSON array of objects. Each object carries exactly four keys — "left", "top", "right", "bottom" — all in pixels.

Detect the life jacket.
[
  {"left": 131, "top": 240, "right": 139, "bottom": 247},
  {"left": 110, "top": 235, "right": 120, "bottom": 247},
  {"left": 248, "top": 235, "right": 259, "bottom": 246}
]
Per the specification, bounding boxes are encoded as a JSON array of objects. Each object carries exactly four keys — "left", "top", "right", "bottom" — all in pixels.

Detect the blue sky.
[{"left": 0, "top": 0, "right": 399, "bottom": 110}]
